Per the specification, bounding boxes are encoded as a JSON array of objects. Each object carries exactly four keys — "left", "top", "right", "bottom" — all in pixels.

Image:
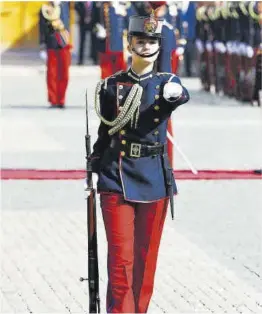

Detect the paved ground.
[{"left": 1, "top": 56, "right": 262, "bottom": 313}]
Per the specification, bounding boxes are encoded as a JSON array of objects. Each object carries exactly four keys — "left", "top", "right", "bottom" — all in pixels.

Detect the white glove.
[
  {"left": 176, "top": 46, "right": 184, "bottom": 56},
  {"left": 226, "top": 41, "right": 233, "bottom": 54},
  {"left": 214, "top": 41, "right": 226, "bottom": 54},
  {"left": 239, "top": 43, "right": 246, "bottom": 56},
  {"left": 113, "top": 2, "right": 127, "bottom": 16},
  {"left": 246, "top": 46, "right": 254, "bottom": 58},
  {"left": 205, "top": 41, "right": 213, "bottom": 52},
  {"left": 195, "top": 39, "right": 204, "bottom": 53},
  {"left": 95, "top": 23, "right": 106, "bottom": 39},
  {"left": 39, "top": 50, "right": 47, "bottom": 61},
  {"left": 163, "top": 82, "right": 183, "bottom": 101}
]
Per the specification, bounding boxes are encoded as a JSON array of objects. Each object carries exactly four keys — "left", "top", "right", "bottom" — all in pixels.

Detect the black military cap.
[{"left": 128, "top": 15, "right": 163, "bottom": 38}]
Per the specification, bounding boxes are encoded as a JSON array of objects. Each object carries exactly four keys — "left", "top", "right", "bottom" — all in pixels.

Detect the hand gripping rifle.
[{"left": 79, "top": 91, "right": 100, "bottom": 313}]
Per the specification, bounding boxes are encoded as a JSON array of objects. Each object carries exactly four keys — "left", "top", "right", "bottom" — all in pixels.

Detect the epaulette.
[
  {"left": 163, "top": 20, "right": 174, "bottom": 30},
  {"left": 157, "top": 72, "right": 177, "bottom": 77},
  {"left": 157, "top": 72, "right": 178, "bottom": 83},
  {"left": 103, "top": 71, "right": 126, "bottom": 89},
  {"left": 109, "top": 70, "right": 125, "bottom": 79}
]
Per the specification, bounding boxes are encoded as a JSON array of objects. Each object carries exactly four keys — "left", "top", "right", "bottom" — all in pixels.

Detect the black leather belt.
[{"left": 110, "top": 138, "right": 166, "bottom": 158}]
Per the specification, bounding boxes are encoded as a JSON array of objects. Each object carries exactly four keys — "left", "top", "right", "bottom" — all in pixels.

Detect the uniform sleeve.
[
  {"left": 60, "top": 2, "right": 70, "bottom": 31},
  {"left": 90, "top": 82, "right": 112, "bottom": 173},
  {"left": 163, "top": 75, "right": 190, "bottom": 110},
  {"left": 39, "top": 10, "right": 46, "bottom": 45}
]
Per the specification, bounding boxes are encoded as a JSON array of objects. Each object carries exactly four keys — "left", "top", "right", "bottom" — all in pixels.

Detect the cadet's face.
[
  {"left": 130, "top": 36, "right": 160, "bottom": 63},
  {"left": 131, "top": 37, "right": 159, "bottom": 55}
]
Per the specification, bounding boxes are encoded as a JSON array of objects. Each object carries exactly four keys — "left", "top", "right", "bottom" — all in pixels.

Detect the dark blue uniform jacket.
[
  {"left": 93, "top": 2, "right": 134, "bottom": 53},
  {"left": 91, "top": 68, "right": 189, "bottom": 202}
]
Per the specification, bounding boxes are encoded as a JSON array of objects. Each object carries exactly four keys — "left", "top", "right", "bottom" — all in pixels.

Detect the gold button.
[
  {"left": 120, "top": 151, "right": 125, "bottom": 157},
  {"left": 119, "top": 85, "right": 123, "bottom": 89},
  {"left": 154, "top": 105, "right": 160, "bottom": 111},
  {"left": 155, "top": 142, "right": 160, "bottom": 145},
  {"left": 154, "top": 118, "right": 159, "bottom": 123},
  {"left": 120, "top": 130, "right": 126, "bottom": 135},
  {"left": 121, "top": 140, "right": 126, "bottom": 145},
  {"left": 119, "top": 95, "right": 123, "bottom": 99},
  {"left": 155, "top": 95, "right": 159, "bottom": 100},
  {"left": 156, "top": 85, "right": 160, "bottom": 89},
  {"left": 154, "top": 130, "right": 159, "bottom": 135}
]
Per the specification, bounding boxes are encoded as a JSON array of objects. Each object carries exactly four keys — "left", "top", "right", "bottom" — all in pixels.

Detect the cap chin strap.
[{"left": 131, "top": 47, "right": 160, "bottom": 58}]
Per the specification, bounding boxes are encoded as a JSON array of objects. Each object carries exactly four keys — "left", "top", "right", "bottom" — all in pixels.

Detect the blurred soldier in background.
[
  {"left": 195, "top": 3, "right": 210, "bottom": 91},
  {"left": 253, "top": 1, "right": 262, "bottom": 106},
  {"left": 213, "top": 2, "right": 227, "bottom": 95},
  {"left": 92, "top": 1, "right": 134, "bottom": 79},
  {"left": 39, "top": 1, "right": 71, "bottom": 109},
  {"left": 179, "top": 1, "right": 197, "bottom": 77},
  {"left": 195, "top": 1, "right": 261, "bottom": 106},
  {"left": 240, "top": 1, "right": 261, "bottom": 104},
  {"left": 74, "top": 1, "right": 94, "bottom": 65}
]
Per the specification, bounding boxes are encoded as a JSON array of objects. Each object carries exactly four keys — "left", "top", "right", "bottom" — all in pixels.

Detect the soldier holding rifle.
[{"left": 87, "top": 9, "right": 189, "bottom": 313}]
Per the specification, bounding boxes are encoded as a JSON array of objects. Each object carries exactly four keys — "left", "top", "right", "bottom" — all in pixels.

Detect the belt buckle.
[{"left": 130, "top": 143, "right": 141, "bottom": 158}]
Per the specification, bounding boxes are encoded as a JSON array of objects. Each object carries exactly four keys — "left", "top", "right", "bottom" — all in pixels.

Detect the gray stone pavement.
[{"left": 1, "top": 61, "right": 262, "bottom": 313}]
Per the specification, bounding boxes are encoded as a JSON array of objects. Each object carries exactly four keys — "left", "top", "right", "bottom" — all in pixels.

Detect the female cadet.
[{"left": 91, "top": 11, "right": 190, "bottom": 314}]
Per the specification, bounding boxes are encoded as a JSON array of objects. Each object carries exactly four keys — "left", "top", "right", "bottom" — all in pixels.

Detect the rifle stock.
[{"left": 80, "top": 90, "right": 100, "bottom": 313}]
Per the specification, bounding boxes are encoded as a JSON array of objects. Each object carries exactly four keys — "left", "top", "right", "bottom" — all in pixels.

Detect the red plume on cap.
[{"left": 149, "top": 1, "right": 166, "bottom": 10}]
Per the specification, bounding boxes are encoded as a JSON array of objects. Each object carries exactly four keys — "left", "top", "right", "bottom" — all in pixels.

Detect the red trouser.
[
  {"left": 100, "top": 193, "right": 168, "bottom": 313},
  {"left": 171, "top": 50, "right": 180, "bottom": 75},
  {"left": 99, "top": 51, "right": 127, "bottom": 79},
  {"left": 47, "top": 46, "right": 71, "bottom": 106}
]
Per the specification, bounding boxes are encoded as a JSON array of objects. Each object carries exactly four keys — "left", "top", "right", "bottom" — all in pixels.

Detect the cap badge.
[{"left": 143, "top": 17, "right": 158, "bottom": 33}]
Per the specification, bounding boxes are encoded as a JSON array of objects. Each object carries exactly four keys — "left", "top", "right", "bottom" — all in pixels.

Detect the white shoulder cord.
[{"left": 94, "top": 81, "right": 143, "bottom": 135}]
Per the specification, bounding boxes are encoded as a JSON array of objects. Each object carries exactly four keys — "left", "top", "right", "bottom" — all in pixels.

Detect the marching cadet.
[
  {"left": 39, "top": 1, "right": 71, "bottom": 108},
  {"left": 90, "top": 11, "right": 189, "bottom": 313}
]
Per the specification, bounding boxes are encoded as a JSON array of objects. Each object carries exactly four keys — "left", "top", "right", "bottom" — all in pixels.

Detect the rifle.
[{"left": 79, "top": 90, "right": 100, "bottom": 313}]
